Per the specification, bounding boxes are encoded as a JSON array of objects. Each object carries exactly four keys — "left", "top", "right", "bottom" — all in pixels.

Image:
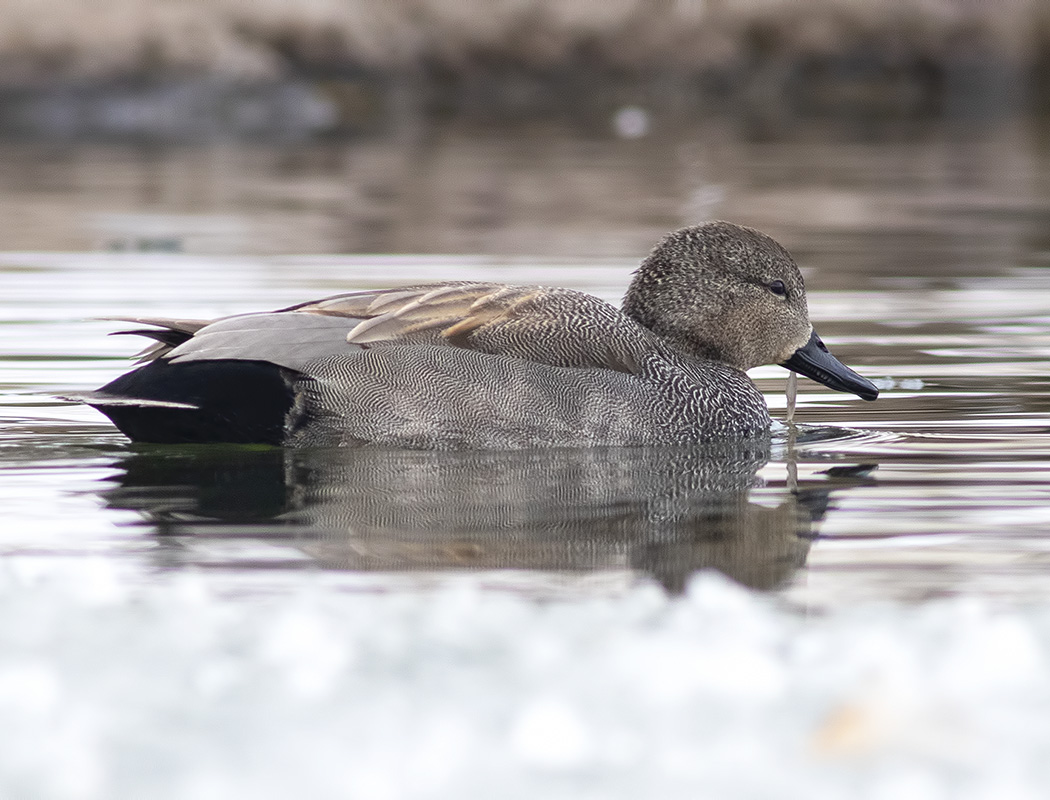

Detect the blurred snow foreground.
[{"left": 3, "top": 558, "right": 1049, "bottom": 800}]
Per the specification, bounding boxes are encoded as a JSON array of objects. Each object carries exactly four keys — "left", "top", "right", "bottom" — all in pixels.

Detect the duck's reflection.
[{"left": 101, "top": 442, "right": 872, "bottom": 593}]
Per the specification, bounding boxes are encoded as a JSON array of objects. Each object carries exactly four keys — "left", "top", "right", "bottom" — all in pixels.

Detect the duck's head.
[{"left": 623, "top": 221, "right": 878, "bottom": 401}]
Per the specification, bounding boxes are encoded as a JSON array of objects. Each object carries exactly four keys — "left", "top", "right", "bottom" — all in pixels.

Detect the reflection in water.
[
  {"left": 1, "top": 116, "right": 1048, "bottom": 294},
  {"left": 100, "top": 442, "right": 873, "bottom": 594},
  {"left": 8, "top": 114, "right": 1050, "bottom": 604}
]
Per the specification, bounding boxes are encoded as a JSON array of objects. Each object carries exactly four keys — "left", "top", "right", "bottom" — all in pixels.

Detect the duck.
[{"left": 77, "top": 221, "right": 878, "bottom": 448}]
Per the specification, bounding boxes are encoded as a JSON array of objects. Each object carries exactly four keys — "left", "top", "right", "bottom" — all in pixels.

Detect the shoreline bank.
[{"left": 1, "top": 0, "right": 1047, "bottom": 138}]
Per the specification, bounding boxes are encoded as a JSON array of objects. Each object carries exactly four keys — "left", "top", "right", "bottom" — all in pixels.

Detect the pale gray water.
[
  {"left": 4, "top": 116, "right": 1050, "bottom": 606},
  {"left": 6, "top": 116, "right": 1050, "bottom": 799}
]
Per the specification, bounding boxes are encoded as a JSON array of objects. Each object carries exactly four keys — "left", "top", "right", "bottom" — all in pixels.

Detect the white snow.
[{"left": 3, "top": 558, "right": 1050, "bottom": 799}]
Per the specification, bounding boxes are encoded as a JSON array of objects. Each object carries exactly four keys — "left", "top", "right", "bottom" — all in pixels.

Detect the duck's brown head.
[{"left": 623, "top": 221, "right": 877, "bottom": 400}]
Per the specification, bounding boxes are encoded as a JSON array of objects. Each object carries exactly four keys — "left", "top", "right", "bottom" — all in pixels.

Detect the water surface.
[
  {"left": 4, "top": 113, "right": 1050, "bottom": 607},
  {"left": 8, "top": 116, "right": 1050, "bottom": 796}
]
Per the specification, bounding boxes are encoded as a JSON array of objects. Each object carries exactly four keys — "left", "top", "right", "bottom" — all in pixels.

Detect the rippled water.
[
  {"left": 4, "top": 113, "right": 1050, "bottom": 607},
  {"left": 7, "top": 115, "right": 1050, "bottom": 798}
]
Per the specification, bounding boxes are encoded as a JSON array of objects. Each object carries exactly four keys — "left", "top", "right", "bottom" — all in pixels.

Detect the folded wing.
[
  {"left": 107, "top": 282, "right": 655, "bottom": 376},
  {"left": 292, "top": 282, "right": 649, "bottom": 374}
]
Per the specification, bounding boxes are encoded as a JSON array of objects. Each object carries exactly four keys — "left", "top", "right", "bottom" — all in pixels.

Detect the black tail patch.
[
  {"left": 91, "top": 359, "right": 296, "bottom": 445},
  {"left": 111, "top": 327, "right": 195, "bottom": 349}
]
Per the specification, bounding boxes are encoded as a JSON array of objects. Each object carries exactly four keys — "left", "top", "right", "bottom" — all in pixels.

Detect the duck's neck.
[{"left": 623, "top": 288, "right": 725, "bottom": 366}]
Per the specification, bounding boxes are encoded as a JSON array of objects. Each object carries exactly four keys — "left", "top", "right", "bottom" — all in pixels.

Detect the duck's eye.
[{"left": 768, "top": 280, "right": 787, "bottom": 297}]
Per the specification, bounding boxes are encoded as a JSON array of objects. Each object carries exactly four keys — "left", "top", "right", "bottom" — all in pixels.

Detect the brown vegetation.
[
  {"left": 0, "top": 0, "right": 1042, "bottom": 79},
  {"left": 0, "top": 0, "right": 1045, "bottom": 124}
]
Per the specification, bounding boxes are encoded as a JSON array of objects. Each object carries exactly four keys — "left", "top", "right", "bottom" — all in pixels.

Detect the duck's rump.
[
  {"left": 85, "top": 312, "right": 358, "bottom": 444},
  {"left": 86, "top": 358, "right": 298, "bottom": 445}
]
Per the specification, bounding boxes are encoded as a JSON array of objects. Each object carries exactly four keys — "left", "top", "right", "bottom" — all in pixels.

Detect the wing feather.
[
  {"left": 293, "top": 283, "right": 649, "bottom": 374},
  {"left": 103, "top": 282, "right": 654, "bottom": 376},
  {"left": 102, "top": 316, "right": 213, "bottom": 361}
]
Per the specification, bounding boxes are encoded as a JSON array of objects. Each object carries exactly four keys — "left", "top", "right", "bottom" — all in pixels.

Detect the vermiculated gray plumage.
[
  {"left": 76, "top": 221, "right": 878, "bottom": 448},
  {"left": 285, "top": 346, "right": 769, "bottom": 448}
]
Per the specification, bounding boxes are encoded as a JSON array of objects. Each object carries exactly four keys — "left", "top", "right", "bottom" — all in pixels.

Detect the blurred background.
[
  {"left": 0, "top": 0, "right": 1047, "bottom": 277},
  {"left": 7, "top": 9, "right": 1050, "bottom": 795}
]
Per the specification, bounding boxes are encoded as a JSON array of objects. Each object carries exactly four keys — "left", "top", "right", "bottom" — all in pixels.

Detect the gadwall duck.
[{"left": 79, "top": 222, "right": 878, "bottom": 448}]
